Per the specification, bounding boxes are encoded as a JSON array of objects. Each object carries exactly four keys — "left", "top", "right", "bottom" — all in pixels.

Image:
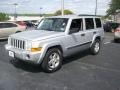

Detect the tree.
[
  {"left": 0, "top": 13, "right": 9, "bottom": 21},
  {"left": 54, "top": 9, "right": 73, "bottom": 16},
  {"left": 107, "top": 0, "right": 120, "bottom": 16}
]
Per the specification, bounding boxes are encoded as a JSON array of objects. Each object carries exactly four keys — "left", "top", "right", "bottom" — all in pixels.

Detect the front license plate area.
[{"left": 9, "top": 51, "right": 14, "bottom": 58}]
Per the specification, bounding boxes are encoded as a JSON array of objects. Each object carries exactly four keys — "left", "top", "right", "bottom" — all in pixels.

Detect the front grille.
[{"left": 10, "top": 38, "right": 25, "bottom": 50}]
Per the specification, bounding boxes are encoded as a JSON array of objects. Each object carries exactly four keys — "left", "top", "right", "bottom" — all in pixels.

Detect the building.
[
  {"left": 113, "top": 9, "right": 120, "bottom": 23},
  {"left": 8, "top": 16, "right": 43, "bottom": 21}
]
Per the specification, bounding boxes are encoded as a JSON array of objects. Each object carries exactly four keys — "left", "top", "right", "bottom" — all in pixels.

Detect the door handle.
[{"left": 81, "top": 33, "right": 85, "bottom": 36}]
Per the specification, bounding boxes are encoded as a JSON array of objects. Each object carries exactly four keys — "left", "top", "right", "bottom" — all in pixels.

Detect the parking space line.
[{"left": 104, "top": 42, "right": 111, "bottom": 45}]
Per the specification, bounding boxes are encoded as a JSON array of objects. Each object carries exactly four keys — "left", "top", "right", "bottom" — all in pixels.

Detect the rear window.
[
  {"left": 95, "top": 18, "right": 102, "bottom": 28},
  {"left": 85, "top": 18, "right": 94, "bottom": 30}
]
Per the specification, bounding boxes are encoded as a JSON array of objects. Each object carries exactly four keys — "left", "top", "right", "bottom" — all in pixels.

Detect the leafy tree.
[
  {"left": 54, "top": 9, "right": 73, "bottom": 16},
  {"left": 107, "top": 0, "right": 120, "bottom": 16},
  {"left": 0, "top": 13, "right": 9, "bottom": 21}
]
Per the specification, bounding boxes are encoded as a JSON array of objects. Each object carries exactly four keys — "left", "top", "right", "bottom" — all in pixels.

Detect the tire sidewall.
[
  {"left": 90, "top": 39, "right": 101, "bottom": 55},
  {"left": 42, "top": 48, "right": 62, "bottom": 73}
]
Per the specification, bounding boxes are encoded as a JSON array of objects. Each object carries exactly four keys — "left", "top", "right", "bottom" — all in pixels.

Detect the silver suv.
[{"left": 5, "top": 15, "right": 104, "bottom": 72}]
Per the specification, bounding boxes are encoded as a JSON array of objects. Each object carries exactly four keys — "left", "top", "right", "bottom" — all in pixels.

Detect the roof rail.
[{"left": 78, "top": 14, "right": 102, "bottom": 17}]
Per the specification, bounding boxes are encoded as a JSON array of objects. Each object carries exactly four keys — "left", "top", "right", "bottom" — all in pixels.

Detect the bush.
[
  {"left": 54, "top": 9, "right": 73, "bottom": 16},
  {"left": 0, "top": 13, "right": 9, "bottom": 21}
]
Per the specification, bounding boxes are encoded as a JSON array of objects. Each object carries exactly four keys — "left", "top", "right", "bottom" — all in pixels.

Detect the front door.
[{"left": 63, "top": 19, "right": 86, "bottom": 56}]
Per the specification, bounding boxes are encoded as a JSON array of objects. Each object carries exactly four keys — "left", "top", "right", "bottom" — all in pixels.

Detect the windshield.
[{"left": 37, "top": 18, "right": 68, "bottom": 32}]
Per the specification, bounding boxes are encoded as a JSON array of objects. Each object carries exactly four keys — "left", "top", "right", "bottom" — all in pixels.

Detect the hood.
[{"left": 10, "top": 30, "right": 65, "bottom": 41}]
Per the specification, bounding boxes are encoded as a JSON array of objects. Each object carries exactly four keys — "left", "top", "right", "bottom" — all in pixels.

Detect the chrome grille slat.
[{"left": 10, "top": 38, "right": 25, "bottom": 50}]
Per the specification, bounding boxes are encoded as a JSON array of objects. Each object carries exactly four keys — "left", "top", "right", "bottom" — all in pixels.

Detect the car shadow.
[
  {"left": 10, "top": 59, "right": 43, "bottom": 73},
  {"left": 63, "top": 49, "right": 90, "bottom": 65},
  {"left": 111, "top": 40, "right": 120, "bottom": 43},
  {"left": 0, "top": 39, "right": 7, "bottom": 42},
  {"left": 10, "top": 49, "right": 90, "bottom": 73}
]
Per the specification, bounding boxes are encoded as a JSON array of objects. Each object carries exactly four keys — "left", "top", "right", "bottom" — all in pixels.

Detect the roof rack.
[{"left": 78, "top": 14, "right": 102, "bottom": 17}]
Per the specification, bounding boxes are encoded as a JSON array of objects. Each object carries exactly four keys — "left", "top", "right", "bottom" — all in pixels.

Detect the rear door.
[
  {"left": 1, "top": 23, "right": 18, "bottom": 38},
  {"left": 84, "top": 18, "right": 95, "bottom": 43},
  {"left": 0, "top": 23, "right": 5, "bottom": 38}
]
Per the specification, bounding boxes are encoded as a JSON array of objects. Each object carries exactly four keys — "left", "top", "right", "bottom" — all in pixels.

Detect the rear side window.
[
  {"left": 95, "top": 18, "right": 102, "bottom": 28},
  {"left": 4, "top": 23, "right": 17, "bottom": 28},
  {"left": 0, "top": 23, "right": 4, "bottom": 28},
  {"left": 0, "top": 23, "right": 17, "bottom": 28},
  {"left": 85, "top": 18, "right": 94, "bottom": 30}
]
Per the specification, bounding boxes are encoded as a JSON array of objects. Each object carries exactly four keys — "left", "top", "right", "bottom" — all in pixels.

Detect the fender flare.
[
  {"left": 37, "top": 42, "right": 64, "bottom": 64},
  {"left": 91, "top": 34, "right": 101, "bottom": 47}
]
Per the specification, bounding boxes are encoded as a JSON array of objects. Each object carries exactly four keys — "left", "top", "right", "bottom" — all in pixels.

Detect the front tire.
[
  {"left": 90, "top": 39, "right": 101, "bottom": 55},
  {"left": 41, "top": 48, "right": 62, "bottom": 73}
]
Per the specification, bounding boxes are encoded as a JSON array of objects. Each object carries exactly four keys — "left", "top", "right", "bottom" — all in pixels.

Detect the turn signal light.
[{"left": 31, "top": 47, "right": 42, "bottom": 52}]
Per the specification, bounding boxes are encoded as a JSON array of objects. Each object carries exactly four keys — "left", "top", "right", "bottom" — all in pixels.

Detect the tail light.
[{"left": 115, "top": 28, "right": 120, "bottom": 32}]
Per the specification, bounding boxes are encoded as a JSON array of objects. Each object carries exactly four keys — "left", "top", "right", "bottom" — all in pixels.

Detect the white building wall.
[{"left": 9, "top": 16, "right": 43, "bottom": 21}]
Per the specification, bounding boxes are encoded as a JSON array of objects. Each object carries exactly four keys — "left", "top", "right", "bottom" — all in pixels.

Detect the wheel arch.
[
  {"left": 91, "top": 35, "right": 101, "bottom": 46},
  {"left": 37, "top": 43, "right": 64, "bottom": 64}
]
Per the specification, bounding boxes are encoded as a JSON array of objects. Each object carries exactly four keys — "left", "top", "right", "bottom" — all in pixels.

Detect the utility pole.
[
  {"left": 40, "top": 7, "right": 42, "bottom": 17},
  {"left": 61, "top": 0, "right": 64, "bottom": 16},
  {"left": 95, "top": 0, "right": 97, "bottom": 16},
  {"left": 13, "top": 3, "right": 18, "bottom": 21}
]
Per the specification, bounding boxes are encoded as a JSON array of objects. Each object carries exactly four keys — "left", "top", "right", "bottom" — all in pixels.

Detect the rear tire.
[
  {"left": 15, "top": 31, "right": 21, "bottom": 33},
  {"left": 90, "top": 39, "right": 101, "bottom": 55},
  {"left": 114, "top": 38, "right": 120, "bottom": 43},
  {"left": 41, "top": 48, "right": 62, "bottom": 73}
]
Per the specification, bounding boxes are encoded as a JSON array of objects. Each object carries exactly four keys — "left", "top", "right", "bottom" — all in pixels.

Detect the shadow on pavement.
[
  {"left": 10, "top": 59, "right": 43, "bottom": 73},
  {"left": 9, "top": 49, "right": 90, "bottom": 73},
  {"left": 0, "top": 39, "right": 7, "bottom": 42},
  {"left": 63, "top": 49, "right": 90, "bottom": 65}
]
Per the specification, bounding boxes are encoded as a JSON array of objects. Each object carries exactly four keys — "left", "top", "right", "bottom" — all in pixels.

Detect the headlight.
[
  {"left": 31, "top": 42, "right": 42, "bottom": 52},
  {"left": 32, "top": 42, "right": 40, "bottom": 48}
]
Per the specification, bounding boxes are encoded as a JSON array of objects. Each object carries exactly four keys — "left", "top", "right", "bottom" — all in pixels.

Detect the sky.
[{"left": 0, "top": 0, "right": 111, "bottom": 15}]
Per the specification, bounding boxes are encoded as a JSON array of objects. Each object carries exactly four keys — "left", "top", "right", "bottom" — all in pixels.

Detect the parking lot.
[{"left": 0, "top": 32, "right": 120, "bottom": 90}]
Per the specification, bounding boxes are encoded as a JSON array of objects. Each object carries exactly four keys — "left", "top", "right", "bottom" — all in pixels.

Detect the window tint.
[
  {"left": 85, "top": 18, "right": 94, "bottom": 30},
  {"left": 95, "top": 18, "right": 102, "bottom": 28},
  {"left": 69, "top": 19, "right": 83, "bottom": 34},
  {"left": 0, "top": 23, "right": 4, "bottom": 28},
  {"left": 4, "top": 23, "right": 17, "bottom": 28}
]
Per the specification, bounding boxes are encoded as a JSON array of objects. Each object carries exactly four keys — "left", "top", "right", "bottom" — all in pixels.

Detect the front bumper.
[{"left": 5, "top": 44, "right": 42, "bottom": 64}]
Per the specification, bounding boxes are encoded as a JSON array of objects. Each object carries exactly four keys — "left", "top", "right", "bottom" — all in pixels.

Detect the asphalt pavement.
[{"left": 0, "top": 32, "right": 120, "bottom": 90}]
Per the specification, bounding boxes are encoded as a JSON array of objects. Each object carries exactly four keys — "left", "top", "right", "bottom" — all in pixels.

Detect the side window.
[
  {"left": 4, "top": 23, "right": 17, "bottom": 28},
  {"left": 95, "top": 18, "right": 102, "bottom": 28},
  {"left": 85, "top": 18, "right": 94, "bottom": 30},
  {"left": 69, "top": 19, "right": 83, "bottom": 34},
  {"left": 0, "top": 23, "right": 3, "bottom": 28}
]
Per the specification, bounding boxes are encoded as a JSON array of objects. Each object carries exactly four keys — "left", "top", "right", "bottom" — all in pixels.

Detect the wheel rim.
[
  {"left": 48, "top": 52, "right": 60, "bottom": 69},
  {"left": 94, "top": 42, "right": 100, "bottom": 53}
]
